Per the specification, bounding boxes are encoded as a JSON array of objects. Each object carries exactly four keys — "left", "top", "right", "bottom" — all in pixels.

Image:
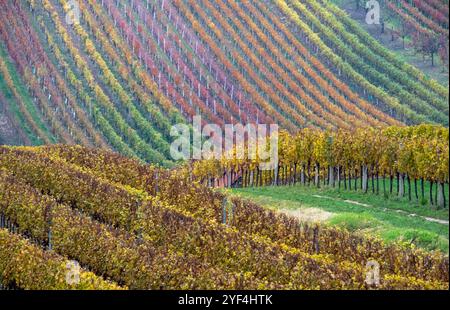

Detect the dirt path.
[{"left": 279, "top": 207, "right": 334, "bottom": 223}]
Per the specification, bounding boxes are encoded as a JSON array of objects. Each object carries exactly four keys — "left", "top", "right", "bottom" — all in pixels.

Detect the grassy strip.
[{"left": 229, "top": 184, "right": 449, "bottom": 253}]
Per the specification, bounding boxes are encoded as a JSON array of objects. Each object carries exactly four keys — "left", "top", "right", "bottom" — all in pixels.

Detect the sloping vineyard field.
[
  {"left": 0, "top": 145, "right": 448, "bottom": 289},
  {"left": 0, "top": 0, "right": 448, "bottom": 164}
]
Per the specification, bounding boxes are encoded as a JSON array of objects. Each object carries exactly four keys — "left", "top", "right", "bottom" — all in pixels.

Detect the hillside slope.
[
  {"left": 333, "top": 0, "right": 449, "bottom": 85},
  {"left": 0, "top": 0, "right": 448, "bottom": 165}
]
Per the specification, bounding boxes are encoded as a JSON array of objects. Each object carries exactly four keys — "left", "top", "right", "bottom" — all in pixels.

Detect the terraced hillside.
[
  {"left": 0, "top": 145, "right": 448, "bottom": 289},
  {"left": 0, "top": 0, "right": 448, "bottom": 165}
]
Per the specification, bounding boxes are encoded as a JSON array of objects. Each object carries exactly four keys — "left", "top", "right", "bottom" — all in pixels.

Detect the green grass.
[
  {"left": 226, "top": 183, "right": 449, "bottom": 254},
  {"left": 328, "top": 213, "right": 383, "bottom": 230}
]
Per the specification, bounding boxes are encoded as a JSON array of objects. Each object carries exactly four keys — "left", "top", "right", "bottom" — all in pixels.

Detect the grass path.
[
  {"left": 226, "top": 184, "right": 449, "bottom": 254},
  {"left": 311, "top": 193, "right": 449, "bottom": 225}
]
